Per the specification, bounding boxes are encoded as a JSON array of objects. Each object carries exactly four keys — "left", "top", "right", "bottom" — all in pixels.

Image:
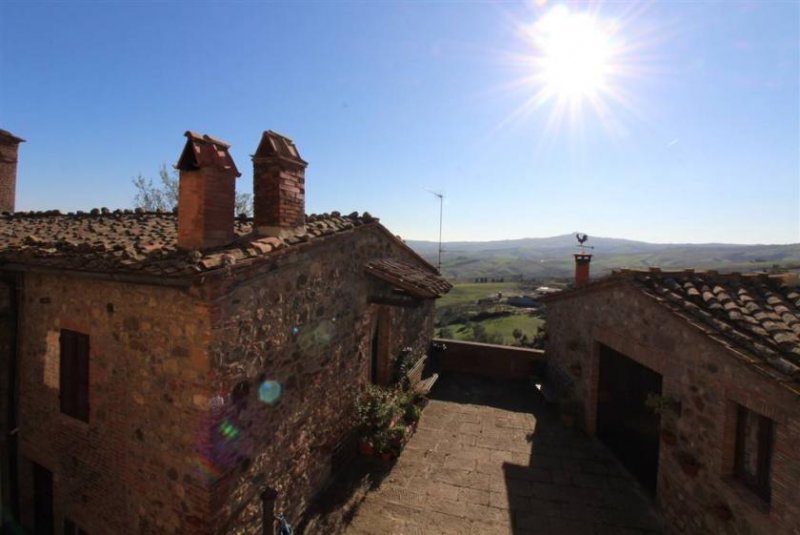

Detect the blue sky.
[{"left": 1, "top": 1, "right": 797, "bottom": 244}]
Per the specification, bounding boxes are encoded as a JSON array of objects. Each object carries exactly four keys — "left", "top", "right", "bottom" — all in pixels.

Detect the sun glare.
[
  {"left": 535, "top": 5, "right": 617, "bottom": 101},
  {"left": 496, "top": 3, "right": 644, "bottom": 138}
]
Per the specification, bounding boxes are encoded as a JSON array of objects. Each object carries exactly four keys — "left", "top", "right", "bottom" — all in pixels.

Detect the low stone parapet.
[{"left": 431, "top": 338, "right": 545, "bottom": 380}]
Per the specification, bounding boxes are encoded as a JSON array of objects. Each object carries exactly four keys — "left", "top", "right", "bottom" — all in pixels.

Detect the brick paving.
[{"left": 339, "top": 374, "right": 663, "bottom": 535}]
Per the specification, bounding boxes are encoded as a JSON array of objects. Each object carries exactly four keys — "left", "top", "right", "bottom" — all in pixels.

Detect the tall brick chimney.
[
  {"left": 0, "top": 129, "right": 25, "bottom": 214},
  {"left": 175, "top": 131, "right": 240, "bottom": 250},
  {"left": 574, "top": 253, "right": 592, "bottom": 288},
  {"left": 252, "top": 131, "right": 307, "bottom": 238}
]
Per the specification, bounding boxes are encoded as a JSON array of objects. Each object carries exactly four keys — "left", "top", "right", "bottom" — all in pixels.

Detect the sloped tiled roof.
[
  {"left": 365, "top": 258, "right": 452, "bottom": 299},
  {"left": 0, "top": 210, "right": 383, "bottom": 278},
  {"left": 631, "top": 270, "right": 800, "bottom": 379},
  {"left": 548, "top": 268, "right": 800, "bottom": 386}
]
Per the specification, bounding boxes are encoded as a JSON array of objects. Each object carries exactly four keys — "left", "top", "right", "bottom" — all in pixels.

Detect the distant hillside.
[{"left": 406, "top": 234, "right": 800, "bottom": 281}]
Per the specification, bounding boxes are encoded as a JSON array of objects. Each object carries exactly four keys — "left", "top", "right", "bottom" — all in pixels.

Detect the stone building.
[
  {"left": 545, "top": 261, "right": 800, "bottom": 534},
  {"left": 0, "top": 130, "right": 450, "bottom": 533}
]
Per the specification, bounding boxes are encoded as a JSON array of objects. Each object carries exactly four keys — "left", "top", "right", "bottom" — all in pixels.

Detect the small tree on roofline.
[{"left": 132, "top": 164, "right": 253, "bottom": 216}]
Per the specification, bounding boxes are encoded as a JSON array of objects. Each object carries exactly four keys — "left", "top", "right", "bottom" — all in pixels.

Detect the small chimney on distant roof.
[
  {"left": 574, "top": 254, "right": 592, "bottom": 288},
  {"left": 0, "top": 129, "right": 25, "bottom": 214},
  {"left": 252, "top": 131, "right": 307, "bottom": 238},
  {"left": 175, "top": 131, "right": 240, "bottom": 250}
]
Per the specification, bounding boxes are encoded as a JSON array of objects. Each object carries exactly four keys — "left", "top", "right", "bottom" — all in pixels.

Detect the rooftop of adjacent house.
[
  {"left": 546, "top": 268, "right": 800, "bottom": 387},
  {"left": 0, "top": 210, "right": 449, "bottom": 297}
]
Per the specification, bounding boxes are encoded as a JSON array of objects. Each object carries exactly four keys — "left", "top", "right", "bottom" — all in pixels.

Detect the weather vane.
[{"left": 575, "top": 232, "right": 594, "bottom": 254}]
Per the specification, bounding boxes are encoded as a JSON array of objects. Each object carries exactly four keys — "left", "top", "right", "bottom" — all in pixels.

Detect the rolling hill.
[{"left": 406, "top": 234, "right": 800, "bottom": 282}]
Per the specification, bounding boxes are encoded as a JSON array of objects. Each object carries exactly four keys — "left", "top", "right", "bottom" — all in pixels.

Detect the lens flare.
[
  {"left": 219, "top": 420, "right": 240, "bottom": 440},
  {"left": 195, "top": 455, "right": 224, "bottom": 483},
  {"left": 259, "top": 380, "right": 282, "bottom": 405}
]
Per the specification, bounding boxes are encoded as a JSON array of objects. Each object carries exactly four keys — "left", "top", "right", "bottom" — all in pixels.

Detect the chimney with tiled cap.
[
  {"left": 0, "top": 129, "right": 25, "bottom": 214},
  {"left": 574, "top": 253, "right": 592, "bottom": 288},
  {"left": 175, "top": 131, "right": 241, "bottom": 250},
  {"left": 252, "top": 130, "right": 307, "bottom": 238}
]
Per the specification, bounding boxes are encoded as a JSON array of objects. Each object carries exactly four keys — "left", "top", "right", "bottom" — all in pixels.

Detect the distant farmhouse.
[
  {"left": 545, "top": 254, "right": 800, "bottom": 534},
  {"left": 0, "top": 129, "right": 450, "bottom": 533}
]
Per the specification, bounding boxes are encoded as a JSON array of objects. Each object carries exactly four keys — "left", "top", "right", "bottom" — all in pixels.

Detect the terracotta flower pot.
[{"left": 359, "top": 440, "right": 374, "bottom": 456}]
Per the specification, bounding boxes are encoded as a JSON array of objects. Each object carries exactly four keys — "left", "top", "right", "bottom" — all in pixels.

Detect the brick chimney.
[
  {"left": 175, "top": 131, "right": 240, "bottom": 250},
  {"left": 0, "top": 129, "right": 25, "bottom": 214},
  {"left": 574, "top": 253, "right": 592, "bottom": 288},
  {"left": 252, "top": 131, "right": 307, "bottom": 238}
]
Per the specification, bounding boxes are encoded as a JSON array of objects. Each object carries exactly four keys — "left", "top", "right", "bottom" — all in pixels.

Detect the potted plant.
[
  {"left": 358, "top": 438, "right": 374, "bottom": 456},
  {"left": 372, "top": 429, "right": 392, "bottom": 461},
  {"left": 403, "top": 402, "right": 422, "bottom": 428},
  {"left": 354, "top": 385, "right": 396, "bottom": 455},
  {"left": 385, "top": 425, "right": 407, "bottom": 460}
]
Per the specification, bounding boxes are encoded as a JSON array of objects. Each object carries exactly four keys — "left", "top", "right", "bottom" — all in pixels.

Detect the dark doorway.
[
  {"left": 32, "top": 463, "right": 53, "bottom": 535},
  {"left": 597, "top": 344, "right": 662, "bottom": 496}
]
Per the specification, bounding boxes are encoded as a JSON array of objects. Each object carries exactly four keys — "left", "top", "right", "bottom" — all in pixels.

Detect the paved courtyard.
[{"left": 335, "top": 374, "right": 663, "bottom": 535}]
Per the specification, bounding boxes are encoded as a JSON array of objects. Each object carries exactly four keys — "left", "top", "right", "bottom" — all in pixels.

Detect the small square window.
[
  {"left": 734, "top": 405, "right": 775, "bottom": 503},
  {"left": 59, "top": 329, "right": 89, "bottom": 422}
]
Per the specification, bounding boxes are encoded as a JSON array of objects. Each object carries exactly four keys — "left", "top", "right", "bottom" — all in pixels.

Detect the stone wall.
[
  {"left": 434, "top": 338, "right": 545, "bottom": 380},
  {"left": 15, "top": 273, "right": 213, "bottom": 534},
  {"left": 10, "top": 224, "right": 439, "bottom": 534},
  {"left": 198, "top": 226, "right": 435, "bottom": 533},
  {"left": 545, "top": 284, "right": 800, "bottom": 535}
]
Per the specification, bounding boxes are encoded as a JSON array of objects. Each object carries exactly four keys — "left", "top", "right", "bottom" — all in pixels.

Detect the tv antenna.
[
  {"left": 575, "top": 232, "right": 594, "bottom": 254},
  {"left": 427, "top": 190, "right": 445, "bottom": 271}
]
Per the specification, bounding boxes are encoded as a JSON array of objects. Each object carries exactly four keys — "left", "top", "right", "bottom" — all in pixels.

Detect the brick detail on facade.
[
  {"left": 0, "top": 130, "right": 24, "bottom": 214},
  {"left": 545, "top": 284, "right": 800, "bottom": 535},
  {"left": 16, "top": 275, "right": 213, "bottom": 534}
]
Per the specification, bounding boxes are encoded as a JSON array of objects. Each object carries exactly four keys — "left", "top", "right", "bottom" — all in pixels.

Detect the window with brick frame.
[
  {"left": 734, "top": 404, "right": 775, "bottom": 503},
  {"left": 59, "top": 329, "right": 89, "bottom": 422}
]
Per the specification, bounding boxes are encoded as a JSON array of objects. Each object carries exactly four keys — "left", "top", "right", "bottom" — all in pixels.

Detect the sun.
[
  {"left": 496, "top": 3, "right": 639, "bottom": 137},
  {"left": 534, "top": 5, "right": 617, "bottom": 101}
]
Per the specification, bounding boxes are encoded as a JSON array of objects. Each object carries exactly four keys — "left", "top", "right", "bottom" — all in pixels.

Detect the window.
[
  {"left": 60, "top": 329, "right": 89, "bottom": 422},
  {"left": 734, "top": 405, "right": 775, "bottom": 503},
  {"left": 64, "top": 518, "right": 88, "bottom": 535}
]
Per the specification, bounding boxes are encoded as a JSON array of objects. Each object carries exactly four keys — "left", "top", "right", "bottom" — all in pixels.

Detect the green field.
[
  {"left": 437, "top": 314, "right": 544, "bottom": 345},
  {"left": 435, "top": 281, "right": 544, "bottom": 346},
  {"left": 436, "top": 282, "right": 522, "bottom": 307}
]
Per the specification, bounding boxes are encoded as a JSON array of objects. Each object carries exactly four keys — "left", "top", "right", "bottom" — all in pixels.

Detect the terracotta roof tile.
[
  {"left": 627, "top": 270, "right": 800, "bottom": 383},
  {"left": 365, "top": 258, "right": 452, "bottom": 299},
  {"left": 0, "top": 210, "right": 377, "bottom": 278}
]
